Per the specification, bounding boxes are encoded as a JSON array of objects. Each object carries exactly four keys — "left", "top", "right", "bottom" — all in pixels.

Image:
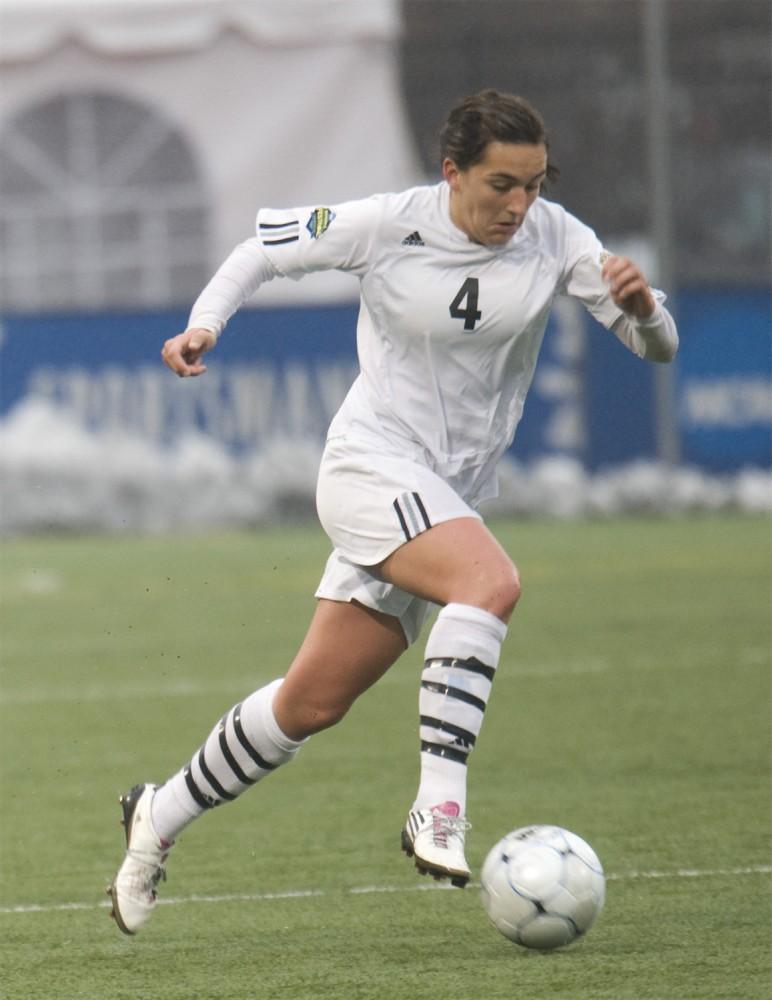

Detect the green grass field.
[{"left": 1, "top": 515, "right": 770, "bottom": 999}]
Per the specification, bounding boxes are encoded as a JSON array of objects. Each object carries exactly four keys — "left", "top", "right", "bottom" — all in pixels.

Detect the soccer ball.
[{"left": 480, "top": 825, "right": 605, "bottom": 950}]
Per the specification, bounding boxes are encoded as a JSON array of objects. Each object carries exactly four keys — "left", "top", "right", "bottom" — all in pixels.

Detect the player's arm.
[
  {"left": 560, "top": 212, "right": 678, "bottom": 365},
  {"left": 161, "top": 237, "right": 277, "bottom": 377},
  {"left": 602, "top": 254, "right": 678, "bottom": 363},
  {"left": 162, "top": 198, "right": 381, "bottom": 377}
]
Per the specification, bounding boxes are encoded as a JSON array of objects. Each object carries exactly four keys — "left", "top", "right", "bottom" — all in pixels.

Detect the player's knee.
[
  {"left": 293, "top": 697, "right": 350, "bottom": 737},
  {"left": 491, "top": 563, "right": 521, "bottom": 621},
  {"left": 453, "top": 561, "right": 520, "bottom": 622}
]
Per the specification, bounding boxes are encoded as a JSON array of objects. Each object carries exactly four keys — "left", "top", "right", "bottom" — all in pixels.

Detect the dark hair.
[{"left": 440, "top": 89, "right": 559, "bottom": 185}]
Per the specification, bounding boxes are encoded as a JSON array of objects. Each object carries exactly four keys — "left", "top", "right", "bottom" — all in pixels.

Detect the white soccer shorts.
[{"left": 314, "top": 435, "right": 481, "bottom": 645}]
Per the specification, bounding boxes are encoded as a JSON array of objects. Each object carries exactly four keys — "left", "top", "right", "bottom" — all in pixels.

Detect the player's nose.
[{"left": 506, "top": 187, "right": 527, "bottom": 219}]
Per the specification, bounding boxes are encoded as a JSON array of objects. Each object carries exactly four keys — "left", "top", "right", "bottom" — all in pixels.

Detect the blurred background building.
[
  {"left": 403, "top": 0, "right": 770, "bottom": 288},
  {"left": 0, "top": 0, "right": 770, "bottom": 531}
]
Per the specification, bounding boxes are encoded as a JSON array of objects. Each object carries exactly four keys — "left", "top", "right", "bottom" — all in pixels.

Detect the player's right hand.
[{"left": 161, "top": 327, "right": 217, "bottom": 377}]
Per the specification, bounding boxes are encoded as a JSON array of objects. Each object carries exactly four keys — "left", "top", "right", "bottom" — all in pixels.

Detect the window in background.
[{"left": 0, "top": 90, "right": 209, "bottom": 312}]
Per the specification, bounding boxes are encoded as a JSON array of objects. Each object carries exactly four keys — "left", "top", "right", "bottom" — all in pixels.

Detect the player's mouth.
[{"left": 492, "top": 220, "right": 520, "bottom": 238}]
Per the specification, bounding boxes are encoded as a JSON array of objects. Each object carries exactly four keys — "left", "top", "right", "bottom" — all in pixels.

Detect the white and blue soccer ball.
[{"left": 480, "top": 825, "right": 605, "bottom": 950}]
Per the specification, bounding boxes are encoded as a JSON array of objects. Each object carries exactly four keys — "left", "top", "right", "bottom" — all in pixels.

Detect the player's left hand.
[{"left": 602, "top": 255, "right": 656, "bottom": 320}]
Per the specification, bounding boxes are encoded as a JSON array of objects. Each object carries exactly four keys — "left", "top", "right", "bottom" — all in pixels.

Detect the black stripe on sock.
[
  {"left": 232, "top": 705, "right": 277, "bottom": 772},
  {"left": 420, "top": 680, "right": 487, "bottom": 714},
  {"left": 429, "top": 656, "right": 496, "bottom": 682},
  {"left": 184, "top": 765, "right": 218, "bottom": 810},
  {"left": 420, "top": 740, "right": 469, "bottom": 765},
  {"left": 420, "top": 680, "right": 487, "bottom": 713},
  {"left": 218, "top": 718, "right": 257, "bottom": 788},
  {"left": 419, "top": 715, "right": 477, "bottom": 748},
  {"left": 411, "top": 492, "right": 431, "bottom": 530},
  {"left": 197, "top": 749, "right": 237, "bottom": 802},
  {"left": 393, "top": 498, "right": 412, "bottom": 541}
]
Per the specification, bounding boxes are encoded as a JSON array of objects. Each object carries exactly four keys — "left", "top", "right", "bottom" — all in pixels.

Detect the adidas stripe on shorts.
[{"left": 314, "top": 435, "right": 481, "bottom": 645}]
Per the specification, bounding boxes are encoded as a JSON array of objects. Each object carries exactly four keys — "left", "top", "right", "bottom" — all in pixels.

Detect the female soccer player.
[{"left": 108, "top": 89, "right": 678, "bottom": 934}]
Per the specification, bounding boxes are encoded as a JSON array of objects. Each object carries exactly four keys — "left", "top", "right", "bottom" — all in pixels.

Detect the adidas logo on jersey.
[{"left": 401, "top": 231, "right": 425, "bottom": 247}]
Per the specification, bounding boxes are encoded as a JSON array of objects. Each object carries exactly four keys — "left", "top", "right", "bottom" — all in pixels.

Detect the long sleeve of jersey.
[
  {"left": 187, "top": 237, "right": 277, "bottom": 338},
  {"left": 611, "top": 301, "right": 679, "bottom": 363},
  {"left": 560, "top": 220, "right": 678, "bottom": 364}
]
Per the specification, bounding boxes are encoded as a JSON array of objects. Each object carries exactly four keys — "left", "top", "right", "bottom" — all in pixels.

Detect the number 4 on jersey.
[{"left": 449, "top": 277, "right": 482, "bottom": 332}]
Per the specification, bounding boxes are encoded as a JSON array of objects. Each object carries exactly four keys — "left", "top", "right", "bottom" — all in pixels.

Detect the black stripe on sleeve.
[
  {"left": 262, "top": 235, "right": 299, "bottom": 245},
  {"left": 259, "top": 220, "right": 299, "bottom": 229}
]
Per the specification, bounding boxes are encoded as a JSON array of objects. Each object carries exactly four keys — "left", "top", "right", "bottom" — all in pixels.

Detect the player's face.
[{"left": 444, "top": 141, "right": 548, "bottom": 246}]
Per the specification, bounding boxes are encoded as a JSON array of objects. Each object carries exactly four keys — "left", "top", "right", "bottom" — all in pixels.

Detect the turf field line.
[
  {"left": 2, "top": 865, "right": 770, "bottom": 917},
  {"left": 0, "top": 659, "right": 611, "bottom": 705},
  {"left": 605, "top": 865, "right": 772, "bottom": 881},
  {"left": 0, "top": 679, "right": 251, "bottom": 706}
]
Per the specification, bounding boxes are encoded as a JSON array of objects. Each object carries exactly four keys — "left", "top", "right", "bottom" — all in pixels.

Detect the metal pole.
[{"left": 642, "top": 0, "right": 681, "bottom": 465}]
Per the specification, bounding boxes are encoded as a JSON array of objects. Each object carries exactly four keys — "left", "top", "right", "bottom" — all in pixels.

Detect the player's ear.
[{"left": 442, "top": 158, "right": 462, "bottom": 190}]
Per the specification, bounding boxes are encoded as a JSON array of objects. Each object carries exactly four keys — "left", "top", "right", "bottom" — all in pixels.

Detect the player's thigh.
[
  {"left": 273, "top": 598, "right": 407, "bottom": 738},
  {"left": 316, "top": 436, "right": 480, "bottom": 567},
  {"left": 376, "top": 517, "right": 520, "bottom": 621}
]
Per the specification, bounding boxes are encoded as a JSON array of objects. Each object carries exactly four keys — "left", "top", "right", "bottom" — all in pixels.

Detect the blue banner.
[
  {"left": 0, "top": 302, "right": 587, "bottom": 463},
  {"left": 676, "top": 289, "right": 771, "bottom": 471},
  {"left": 1, "top": 289, "right": 769, "bottom": 471}
]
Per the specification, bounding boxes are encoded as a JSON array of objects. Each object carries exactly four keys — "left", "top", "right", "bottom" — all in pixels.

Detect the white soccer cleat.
[
  {"left": 401, "top": 801, "right": 471, "bottom": 888},
  {"left": 107, "top": 783, "right": 172, "bottom": 935}
]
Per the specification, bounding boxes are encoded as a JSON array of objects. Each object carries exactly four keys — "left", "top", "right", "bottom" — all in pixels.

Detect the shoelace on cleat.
[
  {"left": 125, "top": 848, "right": 167, "bottom": 893},
  {"left": 430, "top": 812, "right": 471, "bottom": 849}
]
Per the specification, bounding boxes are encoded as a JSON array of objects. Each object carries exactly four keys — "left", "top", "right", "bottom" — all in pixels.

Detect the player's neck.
[{"left": 447, "top": 190, "right": 479, "bottom": 245}]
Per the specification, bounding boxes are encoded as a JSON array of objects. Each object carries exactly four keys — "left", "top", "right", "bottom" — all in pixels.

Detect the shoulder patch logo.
[
  {"left": 306, "top": 207, "right": 336, "bottom": 239},
  {"left": 401, "top": 230, "right": 425, "bottom": 247}
]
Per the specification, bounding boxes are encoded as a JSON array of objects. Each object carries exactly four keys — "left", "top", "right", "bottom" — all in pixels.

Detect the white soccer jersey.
[{"left": 255, "top": 183, "right": 640, "bottom": 505}]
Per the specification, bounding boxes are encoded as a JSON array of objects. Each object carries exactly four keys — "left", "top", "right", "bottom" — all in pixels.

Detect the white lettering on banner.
[
  {"left": 29, "top": 366, "right": 199, "bottom": 440},
  {"left": 225, "top": 369, "right": 278, "bottom": 441},
  {"left": 681, "top": 377, "right": 772, "bottom": 429},
  {"left": 27, "top": 362, "right": 359, "bottom": 448}
]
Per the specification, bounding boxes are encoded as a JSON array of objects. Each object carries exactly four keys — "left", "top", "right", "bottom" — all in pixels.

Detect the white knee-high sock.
[
  {"left": 413, "top": 603, "right": 507, "bottom": 815},
  {"left": 151, "top": 678, "right": 305, "bottom": 843}
]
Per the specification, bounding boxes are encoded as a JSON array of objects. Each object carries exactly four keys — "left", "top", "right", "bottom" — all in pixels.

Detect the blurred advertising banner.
[
  {"left": 0, "top": 305, "right": 570, "bottom": 460},
  {"left": 582, "top": 289, "right": 770, "bottom": 472},
  {"left": 1, "top": 289, "right": 769, "bottom": 472},
  {"left": 675, "top": 290, "right": 771, "bottom": 472}
]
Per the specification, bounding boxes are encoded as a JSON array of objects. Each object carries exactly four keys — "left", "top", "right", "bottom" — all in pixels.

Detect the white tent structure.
[{"left": 0, "top": 0, "right": 423, "bottom": 308}]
